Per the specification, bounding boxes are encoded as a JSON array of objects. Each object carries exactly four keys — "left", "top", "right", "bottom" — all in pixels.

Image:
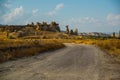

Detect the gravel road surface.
[{"left": 0, "top": 43, "right": 120, "bottom": 80}]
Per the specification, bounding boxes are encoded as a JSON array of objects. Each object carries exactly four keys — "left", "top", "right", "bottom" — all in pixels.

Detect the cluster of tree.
[
  {"left": 65, "top": 25, "right": 78, "bottom": 35},
  {"left": 119, "top": 30, "right": 120, "bottom": 38},
  {"left": 112, "top": 30, "right": 120, "bottom": 39}
]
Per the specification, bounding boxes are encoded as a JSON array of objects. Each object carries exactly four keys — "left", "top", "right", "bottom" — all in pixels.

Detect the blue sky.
[{"left": 0, "top": 0, "right": 120, "bottom": 32}]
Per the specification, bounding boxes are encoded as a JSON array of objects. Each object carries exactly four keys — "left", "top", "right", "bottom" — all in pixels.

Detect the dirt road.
[{"left": 0, "top": 43, "right": 120, "bottom": 80}]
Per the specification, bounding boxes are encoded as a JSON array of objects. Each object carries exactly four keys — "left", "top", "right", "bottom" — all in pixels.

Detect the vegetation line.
[
  {"left": 0, "top": 39, "right": 65, "bottom": 63},
  {"left": 0, "top": 21, "right": 120, "bottom": 63}
]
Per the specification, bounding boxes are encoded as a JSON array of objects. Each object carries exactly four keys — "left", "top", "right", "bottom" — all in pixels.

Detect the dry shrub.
[
  {"left": 71, "top": 39, "right": 120, "bottom": 57},
  {"left": 0, "top": 39, "right": 65, "bottom": 62},
  {"left": 94, "top": 39, "right": 120, "bottom": 57}
]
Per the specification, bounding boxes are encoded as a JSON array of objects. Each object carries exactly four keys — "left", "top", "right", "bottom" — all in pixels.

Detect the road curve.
[{"left": 0, "top": 43, "right": 120, "bottom": 80}]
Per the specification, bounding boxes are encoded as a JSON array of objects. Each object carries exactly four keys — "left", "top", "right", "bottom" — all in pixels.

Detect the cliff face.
[
  {"left": 36, "top": 21, "right": 60, "bottom": 32},
  {"left": 0, "top": 21, "right": 61, "bottom": 32}
]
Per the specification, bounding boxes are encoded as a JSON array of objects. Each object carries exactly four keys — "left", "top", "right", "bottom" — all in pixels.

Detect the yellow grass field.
[
  {"left": 0, "top": 31, "right": 120, "bottom": 62},
  {"left": 73, "top": 39, "right": 120, "bottom": 57},
  {"left": 0, "top": 39, "right": 65, "bottom": 62}
]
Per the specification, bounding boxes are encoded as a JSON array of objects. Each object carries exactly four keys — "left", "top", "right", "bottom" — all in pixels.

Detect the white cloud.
[
  {"left": 62, "top": 13, "right": 120, "bottom": 32},
  {"left": 55, "top": 3, "right": 64, "bottom": 10},
  {"left": 32, "top": 9, "right": 39, "bottom": 14},
  {"left": 107, "top": 14, "right": 120, "bottom": 26},
  {"left": 4, "top": 3, "right": 11, "bottom": 8},
  {"left": 47, "top": 11, "right": 56, "bottom": 16},
  {"left": 1, "top": 6, "right": 41, "bottom": 25},
  {"left": 107, "top": 14, "right": 120, "bottom": 20},
  {"left": 81, "top": 17, "right": 99, "bottom": 23},
  {"left": 66, "top": 14, "right": 120, "bottom": 28},
  {"left": 3, "top": 6, "right": 24, "bottom": 23},
  {"left": 68, "top": 17, "right": 99, "bottom": 25},
  {"left": 0, "top": 0, "right": 11, "bottom": 16},
  {"left": 47, "top": 3, "right": 64, "bottom": 16},
  {"left": 63, "top": 17, "right": 107, "bottom": 31}
]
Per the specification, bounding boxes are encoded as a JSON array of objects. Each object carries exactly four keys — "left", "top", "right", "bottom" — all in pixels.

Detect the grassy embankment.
[
  {"left": 93, "top": 39, "right": 120, "bottom": 57},
  {"left": 74, "top": 39, "right": 120, "bottom": 57},
  {"left": 0, "top": 32, "right": 67, "bottom": 62},
  {"left": 0, "top": 39, "right": 65, "bottom": 62}
]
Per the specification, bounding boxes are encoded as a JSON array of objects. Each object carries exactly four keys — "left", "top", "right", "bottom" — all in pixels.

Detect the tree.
[
  {"left": 56, "top": 26, "right": 60, "bottom": 32},
  {"left": 74, "top": 28, "right": 78, "bottom": 35},
  {"left": 118, "top": 30, "right": 120, "bottom": 39},
  {"left": 70, "top": 29, "right": 74, "bottom": 35},
  {"left": 31, "top": 22, "right": 34, "bottom": 26},
  {"left": 65, "top": 25, "right": 69, "bottom": 34},
  {"left": 113, "top": 32, "right": 115, "bottom": 38}
]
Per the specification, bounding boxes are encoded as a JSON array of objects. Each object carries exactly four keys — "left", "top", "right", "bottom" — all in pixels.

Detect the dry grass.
[
  {"left": 48, "top": 39, "right": 120, "bottom": 57},
  {"left": 0, "top": 39, "right": 65, "bottom": 62},
  {"left": 0, "top": 32, "right": 7, "bottom": 39},
  {"left": 0, "top": 31, "right": 120, "bottom": 62},
  {"left": 94, "top": 39, "right": 120, "bottom": 57},
  {"left": 74, "top": 39, "right": 120, "bottom": 57}
]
